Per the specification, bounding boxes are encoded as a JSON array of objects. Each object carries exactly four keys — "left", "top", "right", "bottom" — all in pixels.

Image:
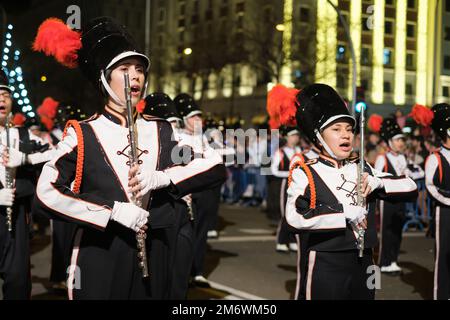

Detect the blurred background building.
[{"left": 0, "top": 0, "right": 448, "bottom": 124}]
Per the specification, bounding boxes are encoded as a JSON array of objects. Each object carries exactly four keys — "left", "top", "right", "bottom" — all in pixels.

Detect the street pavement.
[{"left": 0, "top": 204, "right": 436, "bottom": 300}]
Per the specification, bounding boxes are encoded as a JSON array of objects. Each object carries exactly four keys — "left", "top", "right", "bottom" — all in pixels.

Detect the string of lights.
[{"left": 1, "top": 23, "right": 35, "bottom": 118}]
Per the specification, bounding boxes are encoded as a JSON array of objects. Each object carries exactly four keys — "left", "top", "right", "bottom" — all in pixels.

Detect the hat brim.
[
  {"left": 184, "top": 110, "right": 203, "bottom": 119},
  {"left": 106, "top": 51, "right": 150, "bottom": 71},
  {"left": 0, "top": 85, "right": 11, "bottom": 92},
  {"left": 320, "top": 115, "right": 356, "bottom": 130}
]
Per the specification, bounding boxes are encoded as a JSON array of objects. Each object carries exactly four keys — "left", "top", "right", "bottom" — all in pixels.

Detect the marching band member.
[
  {"left": 137, "top": 92, "right": 193, "bottom": 299},
  {"left": 278, "top": 83, "right": 417, "bottom": 300},
  {"left": 270, "top": 126, "right": 301, "bottom": 253},
  {"left": 374, "top": 118, "right": 424, "bottom": 274},
  {"left": 423, "top": 103, "right": 450, "bottom": 300},
  {"left": 32, "top": 17, "right": 225, "bottom": 300},
  {"left": 0, "top": 69, "right": 57, "bottom": 299}
]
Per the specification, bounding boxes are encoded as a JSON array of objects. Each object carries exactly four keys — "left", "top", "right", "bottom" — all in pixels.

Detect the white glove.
[
  {"left": 0, "top": 188, "right": 15, "bottom": 206},
  {"left": 366, "top": 175, "right": 384, "bottom": 194},
  {"left": 2, "top": 147, "right": 27, "bottom": 168},
  {"left": 343, "top": 204, "right": 367, "bottom": 225},
  {"left": 136, "top": 170, "right": 171, "bottom": 196},
  {"left": 110, "top": 201, "right": 149, "bottom": 232}
]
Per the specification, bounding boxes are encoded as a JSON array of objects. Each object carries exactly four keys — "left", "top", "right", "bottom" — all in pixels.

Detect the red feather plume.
[
  {"left": 13, "top": 113, "right": 27, "bottom": 126},
  {"left": 33, "top": 18, "right": 82, "bottom": 69},
  {"left": 368, "top": 114, "right": 383, "bottom": 133},
  {"left": 136, "top": 99, "right": 146, "bottom": 113},
  {"left": 409, "top": 103, "right": 434, "bottom": 127},
  {"left": 266, "top": 84, "right": 299, "bottom": 129},
  {"left": 37, "top": 97, "right": 59, "bottom": 119}
]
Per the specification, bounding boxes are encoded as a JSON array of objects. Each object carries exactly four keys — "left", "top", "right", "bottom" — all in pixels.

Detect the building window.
[
  {"left": 385, "top": 0, "right": 394, "bottom": 5},
  {"left": 445, "top": 56, "right": 450, "bottom": 69},
  {"left": 406, "top": 53, "right": 415, "bottom": 69},
  {"left": 300, "top": 7, "right": 310, "bottom": 22},
  {"left": 237, "top": 15, "right": 244, "bottom": 29},
  {"left": 336, "top": 45, "right": 346, "bottom": 62},
  {"left": 407, "top": 0, "right": 416, "bottom": 9},
  {"left": 337, "top": 74, "right": 346, "bottom": 88},
  {"left": 362, "top": 15, "right": 371, "bottom": 32},
  {"left": 443, "top": 86, "right": 450, "bottom": 97},
  {"left": 445, "top": 27, "right": 450, "bottom": 41},
  {"left": 264, "top": 6, "right": 273, "bottom": 22},
  {"left": 193, "top": 0, "right": 199, "bottom": 13},
  {"left": 361, "top": 79, "right": 369, "bottom": 91},
  {"left": 383, "top": 48, "right": 394, "bottom": 66},
  {"left": 384, "top": 81, "right": 392, "bottom": 93},
  {"left": 180, "top": 3, "right": 185, "bottom": 15},
  {"left": 179, "top": 31, "right": 184, "bottom": 42},
  {"left": 385, "top": 20, "right": 394, "bottom": 35},
  {"left": 158, "top": 34, "right": 163, "bottom": 46},
  {"left": 158, "top": 9, "right": 165, "bottom": 22},
  {"left": 406, "top": 83, "right": 413, "bottom": 95},
  {"left": 178, "top": 18, "right": 185, "bottom": 28},
  {"left": 447, "top": 0, "right": 450, "bottom": 12},
  {"left": 236, "top": 2, "right": 245, "bottom": 14},
  {"left": 361, "top": 47, "right": 371, "bottom": 65},
  {"left": 407, "top": 24, "right": 415, "bottom": 38}
]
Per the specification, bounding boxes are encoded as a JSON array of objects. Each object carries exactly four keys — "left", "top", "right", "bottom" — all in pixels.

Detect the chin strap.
[
  {"left": 101, "top": 70, "right": 125, "bottom": 107},
  {"left": 447, "top": 129, "right": 450, "bottom": 138},
  {"left": 315, "top": 130, "right": 339, "bottom": 160}
]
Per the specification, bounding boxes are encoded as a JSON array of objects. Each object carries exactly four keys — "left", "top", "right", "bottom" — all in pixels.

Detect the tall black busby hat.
[
  {"left": 0, "top": 69, "right": 11, "bottom": 92},
  {"left": 431, "top": 103, "right": 450, "bottom": 140},
  {"left": 174, "top": 93, "right": 202, "bottom": 119},
  {"left": 33, "top": 17, "right": 149, "bottom": 89},
  {"left": 138, "top": 92, "right": 181, "bottom": 122},
  {"left": 295, "top": 83, "right": 355, "bottom": 146},
  {"left": 379, "top": 117, "right": 404, "bottom": 142}
]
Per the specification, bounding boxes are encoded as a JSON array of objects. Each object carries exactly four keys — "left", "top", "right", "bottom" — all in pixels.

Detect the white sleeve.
[
  {"left": 369, "top": 165, "right": 418, "bottom": 195},
  {"left": 425, "top": 154, "right": 450, "bottom": 206},
  {"left": 374, "top": 155, "right": 386, "bottom": 172},
  {"left": 285, "top": 168, "right": 347, "bottom": 231},
  {"left": 271, "top": 150, "right": 289, "bottom": 178},
  {"left": 35, "top": 127, "right": 112, "bottom": 229}
]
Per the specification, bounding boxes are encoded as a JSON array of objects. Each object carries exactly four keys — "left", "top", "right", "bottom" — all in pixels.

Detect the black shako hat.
[
  {"left": 431, "top": 103, "right": 450, "bottom": 140},
  {"left": 379, "top": 117, "right": 404, "bottom": 142},
  {"left": 174, "top": 93, "right": 202, "bottom": 119},
  {"left": 0, "top": 69, "right": 11, "bottom": 92},
  {"left": 78, "top": 16, "right": 149, "bottom": 86},
  {"left": 141, "top": 92, "right": 181, "bottom": 122},
  {"left": 295, "top": 83, "right": 355, "bottom": 146}
]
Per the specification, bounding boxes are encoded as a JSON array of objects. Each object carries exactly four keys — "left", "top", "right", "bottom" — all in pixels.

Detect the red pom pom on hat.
[
  {"left": 409, "top": 103, "right": 434, "bottom": 127},
  {"left": 368, "top": 114, "right": 383, "bottom": 133},
  {"left": 33, "top": 18, "right": 82, "bottom": 69},
  {"left": 267, "top": 84, "right": 299, "bottom": 129}
]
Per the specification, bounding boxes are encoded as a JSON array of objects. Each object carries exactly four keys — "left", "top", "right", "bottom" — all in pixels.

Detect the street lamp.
[{"left": 183, "top": 47, "right": 193, "bottom": 55}]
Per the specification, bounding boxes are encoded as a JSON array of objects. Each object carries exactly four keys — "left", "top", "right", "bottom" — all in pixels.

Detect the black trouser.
[
  {"left": 434, "top": 205, "right": 450, "bottom": 300},
  {"left": 191, "top": 188, "right": 219, "bottom": 277},
  {"left": 169, "top": 215, "right": 194, "bottom": 299},
  {"left": 0, "top": 202, "right": 31, "bottom": 300},
  {"left": 207, "top": 185, "right": 222, "bottom": 232},
  {"left": 266, "top": 176, "right": 280, "bottom": 221},
  {"left": 69, "top": 223, "right": 152, "bottom": 300},
  {"left": 50, "top": 220, "right": 77, "bottom": 283},
  {"left": 297, "top": 249, "right": 375, "bottom": 300},
  {"left": 379, "top": 200, "right": 406, "bottom": 267}
]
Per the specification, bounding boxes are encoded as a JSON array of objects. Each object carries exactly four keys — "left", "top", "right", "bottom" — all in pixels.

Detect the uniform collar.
[
  {"left": 318, "top": 154, "right": 342, "bottom": 168},
  {"left": 442, "top": 144, "right": 450, "bottom": 151},
  {"left": 103, "top": 105, "right": 137, "bottom": 128}
]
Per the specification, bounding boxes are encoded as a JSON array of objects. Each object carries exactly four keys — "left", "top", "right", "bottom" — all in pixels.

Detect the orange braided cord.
[
  {"left": 288, "top": 160, "right": 316, "bottom": 209},
  {"left": 63, "top": 120, "right": 84, "bottom": 194}
]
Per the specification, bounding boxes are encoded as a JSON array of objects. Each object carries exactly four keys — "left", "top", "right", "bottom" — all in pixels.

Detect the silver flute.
[
  {"left": 5, "top": 114, "right": 14, "bottom": 232},
  {"left": 356, "top": 107, "right": 366, "bottom": 258},
  {"left": 124, "top": 72, "right": 149, "bottom": 278}
]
